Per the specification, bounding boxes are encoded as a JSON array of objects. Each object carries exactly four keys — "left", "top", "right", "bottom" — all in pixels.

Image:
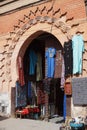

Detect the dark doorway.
[{"left": 22, "top": 32, "right": 64, "bottom": 119}]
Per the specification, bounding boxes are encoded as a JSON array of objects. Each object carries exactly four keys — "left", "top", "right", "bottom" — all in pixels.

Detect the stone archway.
[{"left": 11, "top": 22, "right": 67, "bottom": 88}]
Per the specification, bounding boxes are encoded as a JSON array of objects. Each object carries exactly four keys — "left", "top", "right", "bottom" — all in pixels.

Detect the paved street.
[{"left": 0, "top": 117, "right": 62, "bottom": 130}]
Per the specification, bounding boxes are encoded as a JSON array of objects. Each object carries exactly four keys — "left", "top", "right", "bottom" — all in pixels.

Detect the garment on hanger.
[
  {"left": 31, "top": 82, "right": 37, "bottom": 105},
  {"left": 54, "top": 50, "right": 62, "bottom": 78},
  {"left": 29, "top": 50, "right": 37, "bottom": 75},
  {"left": 15, "top": 81, "right": 27, "bottom": 107},
  {"left": 45, "top": 47, "right": 56, "bottom": 78},
  {"left": 60, "top": 56, "right": 65, "bottom": 88},
  {"left": 72, "top": 34, "right": 84, "bottom": 74},
  {"left": 43, "top": 79, "right": 50, "bottom": 94},
  {"left": 28, "top": 81, "right": 32, "bottom": 98},
  {"left": 37, "top": 82, "right": 45, "bottom": 105},
  {"left": 64, "top": 40, "right": 73, "bottom": 76}
]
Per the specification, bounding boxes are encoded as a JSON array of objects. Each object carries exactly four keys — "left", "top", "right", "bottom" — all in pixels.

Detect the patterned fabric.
[
  {"left": 64, "top": 40, "right": 73, "bottom": 76},
  {"left": 60, "top": 56, "right": 65, "bottom": 88},
  {"left": 54, "top": 50, "right": 62, "bottom": 78},
  {"left": 37, "top": 82, "right": 45, "bottom": 105},
  {"left": 15, "top": 81, "right": 27, "bottom": 107},
  {"left": 72, "top": 34, "right": 84, "bottom": 74},
  {"left": 17, "top": 56, "right": 25, "bottom": 86},
  {"left": 43, "top": 79, "right": 50, "bottom": 94},
  {"left": 72, "top": 77, "right": 87, "bottom": 105}
]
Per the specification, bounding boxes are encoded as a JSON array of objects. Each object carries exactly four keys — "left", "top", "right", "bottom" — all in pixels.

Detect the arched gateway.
[
  {"left": 11, "top": 23, "right": 68, "bottom": 87},
  {"left": 10, "top": 14, "right": 71, "bottom": 120}
]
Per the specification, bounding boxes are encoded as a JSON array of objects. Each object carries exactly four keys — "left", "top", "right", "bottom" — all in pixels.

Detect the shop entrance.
[
  {"left": 49, "top": 78, "right": 64, "bottom": 118},
  {"left": 16, "top": 32, "right": 64, "bottom": 120}
]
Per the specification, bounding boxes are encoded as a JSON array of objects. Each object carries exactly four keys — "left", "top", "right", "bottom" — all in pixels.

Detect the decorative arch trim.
[{"left": 11, "top": 22, "right": 67, "bottom": 87}]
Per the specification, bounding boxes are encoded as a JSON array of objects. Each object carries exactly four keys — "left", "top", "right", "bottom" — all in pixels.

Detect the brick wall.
[
  {"left": 0, "top": 0, "right": 87, "bottom": 116},
  {"left": 0, "top": 0, "right": 86, "bottom": 34}
]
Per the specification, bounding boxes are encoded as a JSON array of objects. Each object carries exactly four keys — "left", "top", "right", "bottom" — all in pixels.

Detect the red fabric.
[
  {"left": 22, "top": 108, "right": 29, "bottom": 115},
  {"left": 37, "top": 82, "right": 45, "bottom": 105}
]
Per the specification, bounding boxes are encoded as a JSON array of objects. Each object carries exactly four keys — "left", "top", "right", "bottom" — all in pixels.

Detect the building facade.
[{"left": 0, "top": 0, "right": 87, "bottom": 119}]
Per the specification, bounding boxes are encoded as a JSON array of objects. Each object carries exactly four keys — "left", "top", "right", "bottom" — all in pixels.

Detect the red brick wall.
[{"left": 0, "top": 0, "right": 86, "bottom": 34}]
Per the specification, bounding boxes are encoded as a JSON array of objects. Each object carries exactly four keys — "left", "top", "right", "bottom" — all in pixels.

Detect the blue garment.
[
  {"left": 29, "top": 50, "right": 37, "bottom": 75},
  {"left": 72, "top": 35, "right": 84, "bottom": 74},
  {"left": 45, "top": 48, "right": 56, "bottom": 78},
  {"left": 63, "top": 94, "right": 66, "bottom": 121},
  {"left": 28, "top": 81, "right": 32, "bottom": 98},
  {"left": 15, "top": 81, "right": 27, "bottom": 107}
]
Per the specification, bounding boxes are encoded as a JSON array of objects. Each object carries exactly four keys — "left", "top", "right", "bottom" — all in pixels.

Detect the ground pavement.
[{"left": 0, "top": 117, "right": 62, "bottom": 130}]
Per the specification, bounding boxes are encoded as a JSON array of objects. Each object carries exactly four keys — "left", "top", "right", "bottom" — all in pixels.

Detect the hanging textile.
[
  {"left": 28, "top": 81, "right": 32, "bottom": 98},
  {"left": 36, "top": 53, "right": 43, "bottom": 81},
  {"left": 43, "top": 79, "right": 50, "bottom": 94},
  {"left": 15, "top": 81, "right": 27, "bottom": 107},
  {"left": 72, "top": 34, "right": 84, "bottom": 74},
  {"left": 60, "top": 56, "right": 65, "bottom": 88},
  {"left": 45, "top": 47, "right": 56, "bottom": 78},
  {"left": 17, "top": 56, "right": 25, "bottom": 86},
  {"left": 54, "top": 50, "right": 62, "bottom": 78},
  {"left": 31, "top": 82, "right": 37, "bottom": 105},
  {"left": 72, "top": 77, "right": 87, "bottom": 105},
  {"left": 29, "top": 50, "right": 37, "bottom": 75},
  {"left": 63, "top": 94, "right": 66, "bottom": 121},
  {"left": 64, "top": 40, "right": 73, "bottom": 76},
  {"left": 37, "top": 82, "right": 45, "bottom": 105}
]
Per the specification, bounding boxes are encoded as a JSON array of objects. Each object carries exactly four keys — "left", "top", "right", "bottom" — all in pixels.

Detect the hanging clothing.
[
  {"left": 64, "top": 40, "right": 73, "bottom": 76},
  {"left": 45, "top": 47, "right": 56, "bottom": 78},
  {"left": 28, "top": 81, "right": 32, "bottom": 98},
  {"left": 29, "top": 50, "right": 37, "bottom": 75},
  {"left": 54, "top": 50, "right": 62, "bottom": 78},
  {"left": 63, "top": 94, "right": 66, "bottom": 121},
  {"left": 36, "top": 53, "right": 43, "bottom": 81},
  {"left": 72, "top": 34, "right": 84, "bottom": 74},
  {"left": 60, "top": 56, "right": 65, "bottom": 88},
  {"left": 17, "top": 56, "right": 25, "bottom": 86},
  {"left": 37, "top": 82, "right": 45, "bottom": 105},
  {"left": 15, "top": 81, "right": 27, "bottom": 107},
  {"left": 31, "top": 82, "right": 37, "bottom": 105},
  {"left": 43, "top": 79, "right": 50, "bottom": 94}
]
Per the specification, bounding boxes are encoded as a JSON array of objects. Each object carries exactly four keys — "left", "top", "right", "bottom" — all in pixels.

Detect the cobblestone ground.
[{"left": 0, "top": 117, "right": 62, "bottom": 130}]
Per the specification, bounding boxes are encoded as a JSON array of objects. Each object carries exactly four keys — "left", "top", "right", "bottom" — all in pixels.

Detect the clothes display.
[
  {"left": 36, "top": 53, "right": 43, "bottom": 81},
  {"left": 31, "top": 82, "right": 37, "bottom": 105},
  {"left": 64, "top": 40, "right": 73, "bottom": 76},
  {"left": 43, "top": 79, "right": 50, "bottom": 93},
  {"left": 72, "top": 34, "right": 84, "bottom": 74},
  {"left": 28, "top": 81, "right": 32, "bottom": 98},
  {"left": 29, "top": 50, "right": 37, "bottom": 75},
  {"left": 63, "top": 94, "right": 66, "bottom": 120},
  {"left": 60, "top": 56, "right": 65, "bottom": 88},
  {"left": 54, "top": 50, "right": 62, "bottom": 78},
  {"left": 15, "top": 81, "right": 27, "bottom": 107},
  {"left": 45, "top": 47, "right": 56, "bottom": 78},
  {"left": 37, "top": 82, "right": 45, "bottom": 105},
  {"left": 17, "top": 56, "right": 25, "bottom": 86}
]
